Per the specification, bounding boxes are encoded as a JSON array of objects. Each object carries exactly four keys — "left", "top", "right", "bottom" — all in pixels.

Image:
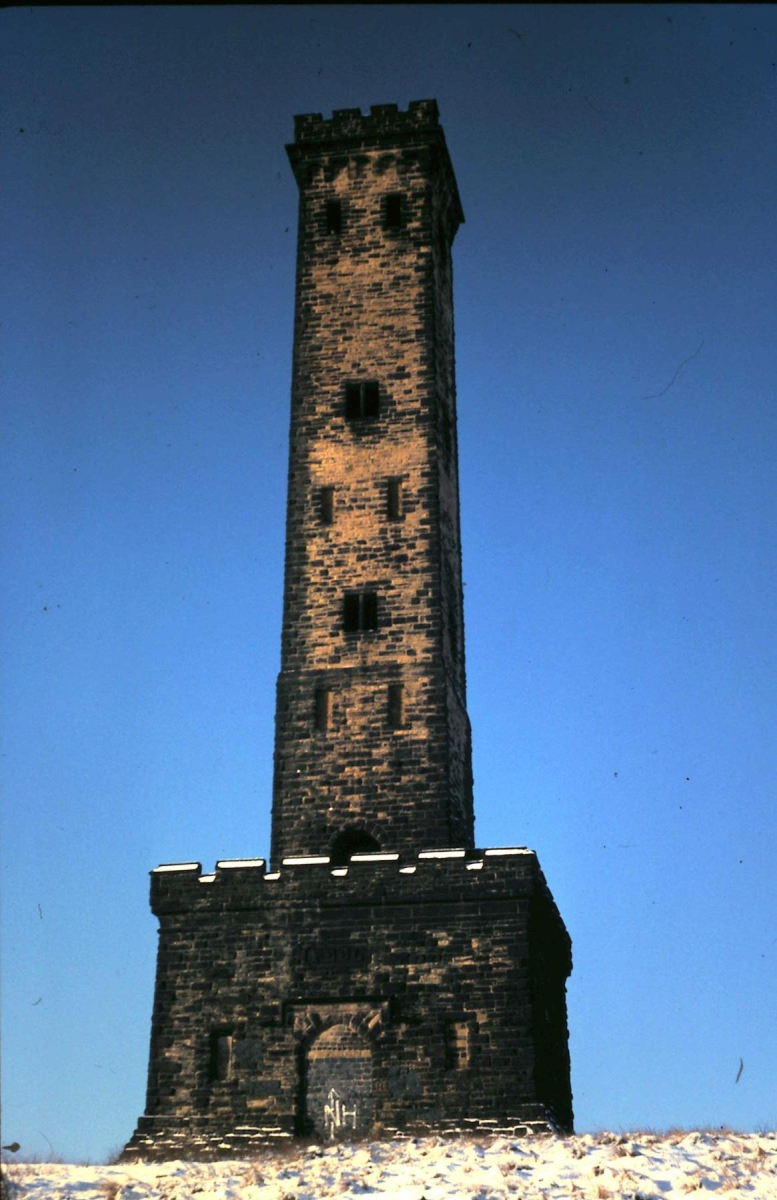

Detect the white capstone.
[
  {"left": 418, "top": 848, "right": 466, "bottom": 859},
  {"left": 216, "top": 858, "right": 266, "bottom": 869}
]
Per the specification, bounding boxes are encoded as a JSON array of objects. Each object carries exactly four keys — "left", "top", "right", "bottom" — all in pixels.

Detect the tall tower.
[
  {"left": 124, "top": 102, "right": 573, "bottom": 1161},
  {"left": 272, "top": 100, "right": 472, "bottom": 865}
]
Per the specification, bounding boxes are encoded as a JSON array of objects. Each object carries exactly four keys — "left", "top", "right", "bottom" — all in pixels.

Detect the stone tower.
[
  {"left": 124, "top": 101, "right": 572, "bottom": 1161},
  {"left": 272, "top": 99, "right": 472, "bottom": 866}
]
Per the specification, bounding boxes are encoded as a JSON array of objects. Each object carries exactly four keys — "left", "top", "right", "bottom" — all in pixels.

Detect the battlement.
[
  {"left": 152, "top": 845, "right": 535, "bottom": 886},
  {"left": 287, "top": 95, "right": 463, "bottom": 227},
  {"left": 293, "top": 99, "right": 439, "bottom": 145},
  {"left": 149, "top": 846, "right": 571, "bottom": 959},
  {"left": 150, "top": 846, "right": 543, "bottom": 908}
]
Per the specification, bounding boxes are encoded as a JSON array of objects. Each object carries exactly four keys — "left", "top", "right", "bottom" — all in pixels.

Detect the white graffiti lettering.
[{"left": 323, "top": 1087, "right": 357, "bottom": 1138}]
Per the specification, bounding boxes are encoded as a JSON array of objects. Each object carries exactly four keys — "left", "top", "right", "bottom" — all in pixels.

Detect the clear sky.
[{"left": 2, "top": 4, "right": 775, "bottom": 1163}]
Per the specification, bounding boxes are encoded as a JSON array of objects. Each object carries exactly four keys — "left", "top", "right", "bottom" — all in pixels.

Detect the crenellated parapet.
[
  {"left": 293, "top": 99, "right": 440, "bottom": 145},
  {"left": 149, "top": 847, "right": 570, "bottom": 964},
  {"left": 286, "top": 98, "right": 463, "bottom": 236},
  {"left": 152, "top": 846, "right": 537, "bottom": 896}
]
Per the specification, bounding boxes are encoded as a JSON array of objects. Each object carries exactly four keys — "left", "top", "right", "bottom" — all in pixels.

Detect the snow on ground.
[{"left": 3, "top": 1131, "right": 776, "bottom": 1199}]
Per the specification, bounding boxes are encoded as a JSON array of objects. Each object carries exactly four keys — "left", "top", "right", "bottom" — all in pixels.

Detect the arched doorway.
[
  {"left": 304, "top": 1023, "right": 373, "bottom": 1140},
  {"left": 330, "top": 828, "right": 380, "bottom": 867}
]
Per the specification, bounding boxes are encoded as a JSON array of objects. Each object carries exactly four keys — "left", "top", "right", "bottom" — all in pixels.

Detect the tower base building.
[
  {"left": 124, "top": 850, "right": 571, "bottom": 1158},
  {"left": 124, "top": 101, "right": 572, "bottom": 1160}
]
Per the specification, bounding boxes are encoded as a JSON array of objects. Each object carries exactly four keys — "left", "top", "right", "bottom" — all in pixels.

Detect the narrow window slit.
[
  {"left": 208, "top": 1031, "right": 234, "bottom": 1083},
  {"left": 314, "top": 687, "right": 332, "bottom": 732},
  {"left": 388, "top": 683, "right": 404, "bottom": 728},
  {"left": 319, "top": 486, "right": 334, "bottom": 524},
  {"left": 384, "top": 193, "right": 404, "bottom": 230},
  {"left": 387, "top": 478, "right": 403, "bottom": 520},
  {"left": 326, "top": 200, "right": 342, "bottom": 235}
]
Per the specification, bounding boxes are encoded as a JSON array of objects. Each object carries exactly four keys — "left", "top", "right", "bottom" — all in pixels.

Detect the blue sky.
[{"left": 2, "top": 4, "right": 775, "bottom": 1163}]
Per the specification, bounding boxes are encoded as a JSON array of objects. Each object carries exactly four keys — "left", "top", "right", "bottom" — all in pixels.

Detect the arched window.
[{"left": 330, "top": 828, "right": 380, "bottom": 867}]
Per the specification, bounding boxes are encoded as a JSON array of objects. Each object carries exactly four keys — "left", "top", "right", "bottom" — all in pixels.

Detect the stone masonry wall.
[
  {"left": 271, "top": 101, "right": 473, "bottom": 864},
  {"left": 123, "top": 850, "right": 572, "bottom": 1160}
]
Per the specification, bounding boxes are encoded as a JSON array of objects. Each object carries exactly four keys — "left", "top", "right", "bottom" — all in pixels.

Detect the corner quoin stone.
[{"left": 123, "top": 100, "right": 572, "bottom": 1161}]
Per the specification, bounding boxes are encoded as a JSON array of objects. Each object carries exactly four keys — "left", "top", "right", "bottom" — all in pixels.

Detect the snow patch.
[{"left": 6, "top": 1130, "right": 776, "bottom": 1199}]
